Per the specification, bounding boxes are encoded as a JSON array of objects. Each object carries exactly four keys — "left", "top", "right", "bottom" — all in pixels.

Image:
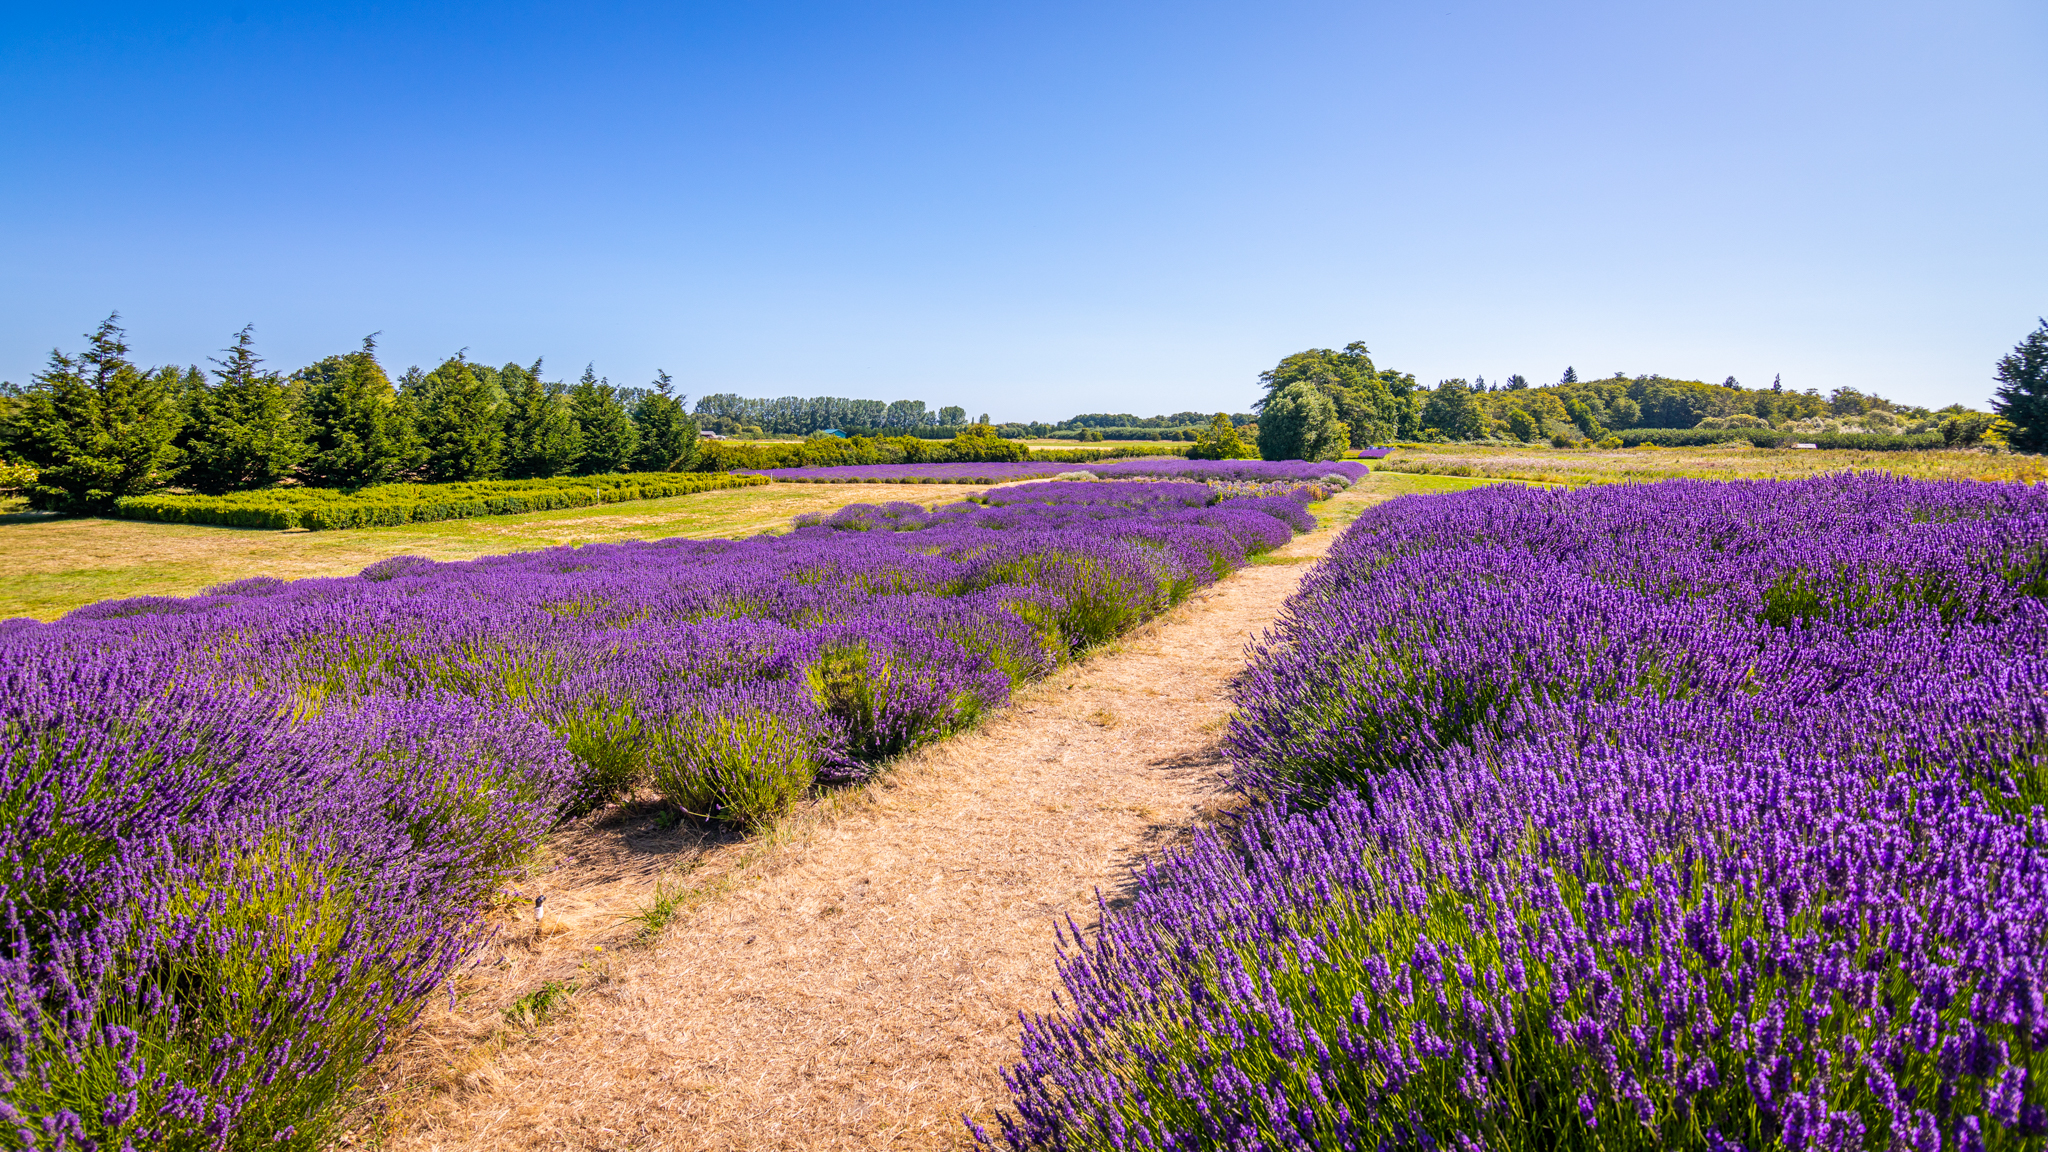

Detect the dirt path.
[{"left": 377, "top": 487, "right": 1380, "bottom": 1152}]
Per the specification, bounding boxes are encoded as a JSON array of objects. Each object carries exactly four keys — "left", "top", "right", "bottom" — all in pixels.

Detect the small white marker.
[{"left": 534, "top": 894, "right": 547, "bottom": 923}]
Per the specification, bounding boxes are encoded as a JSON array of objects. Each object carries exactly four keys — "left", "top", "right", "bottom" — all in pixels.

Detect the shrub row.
[{"left": 112, "top": 472, "right": 767, "bottom": 530}]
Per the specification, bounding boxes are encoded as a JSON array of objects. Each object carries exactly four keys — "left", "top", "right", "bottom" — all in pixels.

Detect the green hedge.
[
  {"left": 113, "top": 473, "right": 768, "bottom": 531},
  {"left": 694, "top": 433, "right": 1034, "bottom": 472},
  {"left": 1027, "top": 445, "right": 1194, "bottom": 462},
  {"left": 1615, "top": 428, "right": 1946, "bottom": 451}
]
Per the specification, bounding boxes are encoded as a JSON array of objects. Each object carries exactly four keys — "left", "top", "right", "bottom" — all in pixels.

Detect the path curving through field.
[{"left": 377, "top": 485, "right": 1392, "bottom": 1152}]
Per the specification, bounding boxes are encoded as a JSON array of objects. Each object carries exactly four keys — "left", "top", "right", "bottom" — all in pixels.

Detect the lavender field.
[
  {"left": 0, "top": 477, "right": 1327, "bottom": 1150},
  {"left": 742, "top": 458, "right": 1375, "bottom": 485},
  {"left": 984, "top": 474, "right": 2048, "bottom": 1151}
]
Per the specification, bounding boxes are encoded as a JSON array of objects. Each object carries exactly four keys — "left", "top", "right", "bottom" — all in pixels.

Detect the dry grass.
[
  {"left": 1378, "top": 441, "right": 2047, "bottom": 488},
  {"left": 0, "top": 481, "right": 984, "bottom": 621},
  {"left": 360, "top": 484, "right": 1395, "bottom": 1152}
]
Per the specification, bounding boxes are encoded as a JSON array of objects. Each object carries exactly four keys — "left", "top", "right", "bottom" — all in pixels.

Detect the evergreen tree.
[
  {"left": 631, "top": 369, "right": 699, "bottom": 473},
  {"left": 1992, "top": 318, "right": 2048, "bottom": 453},
  {"left": 1420, "top": 379, "right": 1486, "bottom": 440},
  {"left": 299, "top": 336, "right": 414, "bottom": 488},
  {"left": 410, "top": 355, "right": 504, "bottom": 482},
  {"left": 571, "top": 364, "right": 638, "bottom": 474},
  {"left": 1257, "top": 383, "right": 1347, "bottom": 461},
  {"left": 2, "top": 313, "right": 185, "bottom": 512},
  {"left": 179, "top": 325, "right": 304, "bottom": 494},
  {"left": 1560, "top": 366, "right": 1578, "bottom": 384},
  {"left": 501, "top": 359, "right": 580, "bottom": 478}
]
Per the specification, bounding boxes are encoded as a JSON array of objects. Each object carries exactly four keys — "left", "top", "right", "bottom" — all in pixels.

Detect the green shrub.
[
  {"left": 113, "top": 472, "right": 766, "bottom": 530},
  {"left": 646, "top": 707, "right": 817, "bottom": 829}
]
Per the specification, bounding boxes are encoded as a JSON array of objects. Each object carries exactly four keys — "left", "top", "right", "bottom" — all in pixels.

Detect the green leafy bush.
[{"left": 112, "top": 472, "right": 766, "bottom": 530}]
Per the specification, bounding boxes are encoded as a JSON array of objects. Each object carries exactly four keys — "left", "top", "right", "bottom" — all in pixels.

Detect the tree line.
[
  {"left": 0, "top": 316, "right": 699, "bottom": 513},
  {"left": 1250, "top": 338, "right": 2031, "bottom": 450}
]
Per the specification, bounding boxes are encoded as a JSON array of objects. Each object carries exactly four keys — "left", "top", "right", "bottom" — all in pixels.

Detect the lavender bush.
[
  {"left": 1, "top": 477, "right": 1325, "bottom": 1149},
  {"left": 982, "top": 474, "right": 2048, "bottom": 1151}
]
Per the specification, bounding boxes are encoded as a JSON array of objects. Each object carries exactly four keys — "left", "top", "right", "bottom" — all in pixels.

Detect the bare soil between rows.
[{"left": 361, "top": 487, "right": 1378, "bottom": 1151}]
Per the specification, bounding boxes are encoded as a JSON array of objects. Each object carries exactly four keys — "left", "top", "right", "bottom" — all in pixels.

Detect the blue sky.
[{"left": 2, "top": 1, "right": 2042, "bottom": 417}]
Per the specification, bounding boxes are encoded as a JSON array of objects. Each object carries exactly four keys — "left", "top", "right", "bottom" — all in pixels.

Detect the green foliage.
[
  {"left": 1565, "top": 396, "right": 1605, "bottom": 440},
  {"left": 1614, "top": 427, "right": 1946, "bottom": 451},
  {"left": 1503, "top": 408, "right": 1539, "bottom": 442},
  {"left": 1187, "top": 413, "right": 1256, "bottom": 460},
  {"left": 695, "top": 431, "right": 1063, "bottom": 472},
  {"left": 1, "top": 314, "right": 186, "bottom": 513},
  {"left": 297, "top": 337, "right": 417, "bottom": 488},
  {"left": 501, "top": 359, "right": 580, "bottom": 479},
  {"left": 1257, "top": 341, "right": 1398, "bottom": 446},
  {"left": 1419, "top": 379, "right": 1485, "bottom": 441},
  {"left": 1992, "top": 318, "right": 2048, "bottom": 453},
  {"left": 569, "top": 365, "right": 638, "bottom": 475},
  {"left": 505, "top": 980, "right": 576, "bottom": 1027},
  {"left": 632, "top": 370, "right": 700, "bottom": 473},
  {"left": 179, "top": 325, "right": 305, "bottom": 495},
  {"left": 410, "top": 356, "right": 504, "bottom": 482},
  {"left": 1257, "top": 383, "right": 1347, "bottom": 462},
  {"left": 646, "top": 708, "right": 817, "bottom": 829},
  {"left": 114, "top": 472, "right": 766, "bottom": 530}
]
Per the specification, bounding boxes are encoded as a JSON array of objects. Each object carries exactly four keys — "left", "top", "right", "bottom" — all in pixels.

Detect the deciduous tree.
[{"left": 1257, "top": 383, "right": 1347, "bottom": 461}]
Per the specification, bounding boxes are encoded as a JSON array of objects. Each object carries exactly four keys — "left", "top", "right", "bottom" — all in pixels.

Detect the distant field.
[
  {"left": 0, "top": 480, "right": 983, "bottom": 621},
  {"left": 1379, "top": 442, "right": 2045, "bottom": 486}
]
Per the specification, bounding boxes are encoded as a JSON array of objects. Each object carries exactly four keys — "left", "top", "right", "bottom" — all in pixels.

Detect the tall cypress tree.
[
  {"left": 2, "top": 313, "right": 185, "bottom": 512},
  {"left": 570, "top": 364, "right": 638, "bottom": 475},
  {"left": 1992, "top": 318, "right": 2048, "bottom": 453},
  {"left": 180, "top": 325, "right": 304, "bottom": 494},
  {"left": 299, "top": 336, "right": 414, "bottom": 488},
  {"left": 631, "top": 369, "right": 698, "bottom": 473},
  {"left": 411, "top": 355, "right": 504, "bottom": 482},
  {"left": 502, "top": 359, "right": 580, "bottom": 478}
]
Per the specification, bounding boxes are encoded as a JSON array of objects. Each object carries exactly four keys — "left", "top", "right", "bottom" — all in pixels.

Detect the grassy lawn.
[{"left": 0, "top": 480, "right": 983, "bottom": 621}]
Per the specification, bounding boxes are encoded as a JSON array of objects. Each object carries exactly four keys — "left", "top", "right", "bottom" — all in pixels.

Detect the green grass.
[{"left": 0, "top": 479, "right": 988, "bottom": 621}]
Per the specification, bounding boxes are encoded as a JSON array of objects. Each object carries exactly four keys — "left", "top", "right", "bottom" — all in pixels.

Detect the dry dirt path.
[{"left": 380, "top": 486, "right": 1382, "bottom": 1152}]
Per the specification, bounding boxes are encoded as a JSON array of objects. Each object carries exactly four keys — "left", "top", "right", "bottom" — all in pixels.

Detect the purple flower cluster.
[
  {"left": 743, "top": 459, "right": 1373, "bottom": 485},
  {"left": 0, "top": 479, "right": 1322, "bottom": 1150},
  {"left": 982, "top": 474, "right": 2048, "bottom": 1151}
]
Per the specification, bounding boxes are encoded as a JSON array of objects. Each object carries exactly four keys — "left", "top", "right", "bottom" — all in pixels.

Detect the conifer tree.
[
  {"left": 571, "top": 364, "right": 638, "bottom": 474},
  {"left": 501, "top": 359, "right": 580, "bottom": 478},
  {"left": 299, "top": 336, "right": 414, "bottom": 488},
  {"left": 180, "top": 325, "right": 304, "bottom": 494},
  {"left": 1992, "top": 318, "right": 2048, "bottom": 453},
  {"left": 411, "top": 355, "right": 504, "bottom": 482},
  {"left": 1560, "top": 366, "right": 1578, "bottom": 384},
  {"left": 631, "top": 369, "right": 699, "bottom": 473},
  {"left": 2, "top": 313, "right": 185, "bottom": 512}
]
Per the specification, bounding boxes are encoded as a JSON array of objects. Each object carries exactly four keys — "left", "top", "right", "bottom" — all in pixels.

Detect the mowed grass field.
[{"left": 0, "top": 480, "right": 989, "bottom": 621}]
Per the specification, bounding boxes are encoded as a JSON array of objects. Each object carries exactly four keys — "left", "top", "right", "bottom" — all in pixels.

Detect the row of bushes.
[
  {"left": 1613, "top": 427, "right": 1947, "bottom": 450},
  {"left": 696, "top": 436, "right": 1190, "bottom": 471},
  {"left": 113, "top": 472, "right": 766, "bottom": 530}
]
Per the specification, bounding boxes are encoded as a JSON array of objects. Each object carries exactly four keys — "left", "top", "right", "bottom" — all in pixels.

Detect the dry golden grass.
[
  {"left": 1378, "top": 441, "right": 2047, "bottom": 488},
  {"left": 359, "top": 484, "right": 1398, "bottom": 1152},
  {"left": 0, "top": 481, "right": 985, "bottom": 621}
]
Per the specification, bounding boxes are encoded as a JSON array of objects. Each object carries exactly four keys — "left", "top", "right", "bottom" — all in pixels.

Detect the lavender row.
[
  {"left": 740, "top": 458, "right": 1374, "bottom": 485},
  {"left": 983, "top": 474, "right": 2048, "bottom": 1151},
  {"left": 0, "top": 478, "right": 1322, "bottom": 1150}
]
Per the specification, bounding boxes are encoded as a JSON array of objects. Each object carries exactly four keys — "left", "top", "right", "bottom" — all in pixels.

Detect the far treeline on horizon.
[{"left": 3, "top": 314, "right": 2046, "bottom": 515}]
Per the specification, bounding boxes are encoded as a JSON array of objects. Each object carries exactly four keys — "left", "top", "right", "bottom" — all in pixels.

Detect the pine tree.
[
  {"left": 631, "top": 369, "right": 699, "bottom": 473},
  {"left": 299, "top": 336, "right": 414, "bottom": 488},
  {"left": 571, "top": 365, "right": 638, "bottom": 474},
  {"left": 501, "top": 359, "right": 580, "bottom": 478},
  {"left": 1992, "top": 318, "right": 2048, "bottom": 453},
  {"left": 2, "top": 313, "right": 185, "bottom": 512},
  {"left": 179, "top": 325, "right": 304, "bottom": 494},
  {"left": 1560, "top": 366, "right": 1578, "bottom": 384},
  {"left": 411, "top": 355, "right": 504, "bottom": 482}
]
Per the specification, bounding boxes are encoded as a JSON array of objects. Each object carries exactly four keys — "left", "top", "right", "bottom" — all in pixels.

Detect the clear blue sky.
[{"left": 3, "top": 1, "right": 2042, "bottom": 418}]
